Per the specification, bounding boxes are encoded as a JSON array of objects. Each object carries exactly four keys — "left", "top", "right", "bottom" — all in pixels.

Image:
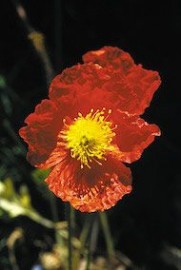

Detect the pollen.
[{"left": 61, "top": 109, "right": 116, "bottom": 168}]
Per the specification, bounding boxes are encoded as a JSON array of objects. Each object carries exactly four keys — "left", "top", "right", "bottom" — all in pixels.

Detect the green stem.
[
  {"left": 99, "top": 212, "right": 115, "bottom": 260},
  {"left": 49, "top": 193, "right": 63, "bottom": 245},
  {"left": 90, "top": 217, "right": 99, "bottom": 254},
  {"left": 8, "top": 248, "right": 20, "bottom": 270},
  {"left": 86, "top": 217, "right": 99, "bottom": 270},
  {"left": 49, "top": 194, "right": 59, "bottom": 222},
  {"left": 80, "top": 215, "right": 92, "bottom": 255},
  {"left": 80, "top": 214, "right": 99, "bottom": 269},
  {"left": 80, "top": 215, "right": 93, "bottom": 270},
  {"left": 85, "top": 240, "right": 91, "bottom": 270},
  {"left": 66, "top": 204, "right": 74, "bottom": 270}
]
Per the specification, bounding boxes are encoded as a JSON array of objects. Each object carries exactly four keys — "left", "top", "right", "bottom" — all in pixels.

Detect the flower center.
[{"left": 61, "top": 109, "right": 116, "bottom": 168}]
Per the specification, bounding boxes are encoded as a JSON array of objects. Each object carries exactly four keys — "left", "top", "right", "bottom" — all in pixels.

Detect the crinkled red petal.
[
  {"left": 83, "top": 46, "right": 161, "bottom": 115},
  {"left": 111, "top": 110, "right": 161, "bottom": 163},
  {"left": 102, "top": 67, "right": 160, "bottom": 115},
  {"left": 49, "top": 63, "right": 110, "bottom": 100},
  {"left": 45, "top": 154, "right": 132, "bottom": 212},
  {"left": 49, "top": 65, "right": 120, "bottom": 116},
  {"left": 83, "top": 46, "right": 135, "bottom": 73},
  {"left": 49, "top": 60, "right": 160, "bottom": 117},
  {"left": 19, "top": 99, "right": 69, "bottom": 167},
  {"left": 49, "top": 50, "right": 161, "bottom": 116}
]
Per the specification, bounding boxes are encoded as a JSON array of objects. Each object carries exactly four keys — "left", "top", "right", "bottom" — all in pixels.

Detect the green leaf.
[
  {"left": 19, "top": 185, "right": 33, "bottom": 209},
  {"left": 31, "top": 169, "right": 50, "bottom": 184},
  {"left": 0, "top": 75, "right": 6, "bottom": 88},
  {"left": 2, "top": 178, "right": 17, "bottom": 200}
]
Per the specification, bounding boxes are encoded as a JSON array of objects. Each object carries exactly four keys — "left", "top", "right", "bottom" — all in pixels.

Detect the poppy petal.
[
  {"left": 83, "top": 46, "right": 135, "bottom": 73},
  {"left": 112, "top": 110, "right": 160, "bottom": 163},
  {"left": 49, "top": 63, "right": 110, "bottom": 100},
  {"left": 45, "top": 155, "right": 132, "bottom": 212},
  {"left": 19, "top": 99, "right": 66, "bottom": 167},
  {"left": 83, "top": 46, "right": 161, "bottom": 115}
]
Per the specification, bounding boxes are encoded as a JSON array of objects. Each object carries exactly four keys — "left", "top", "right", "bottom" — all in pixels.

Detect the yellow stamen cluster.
[{"left": 61, "top": 109, "right": 116, "bottom": 168}]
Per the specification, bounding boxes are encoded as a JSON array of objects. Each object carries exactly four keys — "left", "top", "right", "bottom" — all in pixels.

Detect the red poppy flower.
[{"left": 19, "top": 46, "right": 161, "bottom": 212}]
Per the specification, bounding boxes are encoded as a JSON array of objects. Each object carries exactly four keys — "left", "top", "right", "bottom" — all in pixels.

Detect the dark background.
[{"left": 0, "top": 0, "right": 181, "bottom": 269}]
